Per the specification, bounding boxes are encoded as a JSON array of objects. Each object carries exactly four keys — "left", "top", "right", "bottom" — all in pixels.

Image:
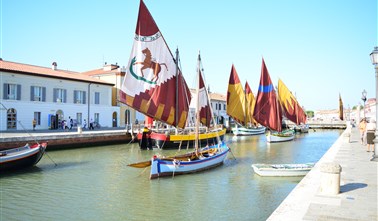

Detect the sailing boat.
[
  {"left": 227, "top": 65, "right": 265, "bottom": 136},
  {"left": 129, "top": 53, "right": 230, "bottom": 179},
  {"left": 277, "top": 79, "right": 308, "bottom": 133},
  {"left": 253, "top": 58, "right": 294, "bottom": 143},
  {"left": 122, "top": 1, "right": 229, "bottom": 179},
  {"left": 119, "top": 0, "right": 225, "bottom": 150}
]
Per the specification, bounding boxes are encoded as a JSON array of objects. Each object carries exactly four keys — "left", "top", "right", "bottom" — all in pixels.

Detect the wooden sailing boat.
[
  {"left": 123, "top": 1, "right": 229, "bottom": 179},
  {"left": 129, "top": 53, "right": 230, "bottom": 179},
  {"left": 227, "top": 65, "right": 265, "bottom": 136},
  {"left": 277, "top": 79, "right": 308, "bottom": 134},
  {"left": 253, "top": 58, "right": 294, "bottom": 143},
  {"left": 120, "top": 0, "right": 225, "bottom": 150}
]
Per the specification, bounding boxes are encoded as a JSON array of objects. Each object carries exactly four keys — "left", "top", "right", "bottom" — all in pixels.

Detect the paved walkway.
[{"left": 268, "top": 127, "right": 378, "bottom": 220}]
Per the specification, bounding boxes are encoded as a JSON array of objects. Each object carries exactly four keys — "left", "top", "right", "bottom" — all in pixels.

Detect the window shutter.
[
  {"left": 42, "top": 87, "right": 46, "bottom": 102},
  {"left": 17, "top": 84, "right": 21, "bottom": 100},
  {"left": 63, "top": 89, "right": 67, "bottom": 103},
  {"left": 95, "top": 92, "right": 99, "bottom": 104},
  {"left": 3, "top": 84, "right": 8, "bottom": 99},
  {"left": 31, "top": 86, "right": 35, "bottom": 101},
  {"left": 53, "top": 88, "right": 57, "bottom": 102},
  {"left": 74, "top": 90, "right": 77, "bottom": 103},
  {"left": 83, "top": 91, "right": 86, "bottom": 104}
]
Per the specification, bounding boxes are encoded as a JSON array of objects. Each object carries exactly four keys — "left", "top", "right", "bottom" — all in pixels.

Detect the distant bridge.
[{"left": 286, "top": 120, "right": 347, "bottom": 129}]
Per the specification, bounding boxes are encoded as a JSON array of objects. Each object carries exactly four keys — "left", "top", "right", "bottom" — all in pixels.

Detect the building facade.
[{"left": 0, "top": 60, "right": 119, "bottom": 131}]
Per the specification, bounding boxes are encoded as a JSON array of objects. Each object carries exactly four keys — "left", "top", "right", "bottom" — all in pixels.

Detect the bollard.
[
  {"left": 319, "top": 162, "right": 342, "bottom": 195},
  {"left": 77, "top": 126, "right": 82, "bottom": 134}
]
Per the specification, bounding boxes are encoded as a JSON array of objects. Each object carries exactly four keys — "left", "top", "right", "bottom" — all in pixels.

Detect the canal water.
[{"left": 0, "top": 130, "right": 342, "bottom": 221}]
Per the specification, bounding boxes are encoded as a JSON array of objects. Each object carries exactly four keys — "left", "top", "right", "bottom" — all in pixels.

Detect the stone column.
[{"left": 319, "top": 162, "right": 342, "bottom": 195}]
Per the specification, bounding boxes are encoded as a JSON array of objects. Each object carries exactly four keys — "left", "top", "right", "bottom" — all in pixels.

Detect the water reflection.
[{"left": 0, "top": 130, "right": 341, "bottom": 221}]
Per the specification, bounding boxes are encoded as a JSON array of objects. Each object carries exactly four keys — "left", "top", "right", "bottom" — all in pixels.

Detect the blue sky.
[{"left": 1, "top": 0, "right": 377, "bottom": 111}]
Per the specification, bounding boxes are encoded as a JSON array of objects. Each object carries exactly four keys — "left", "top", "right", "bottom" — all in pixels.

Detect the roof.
[
  {"left": 0, "top": 60, "right": 114, "bottom": 86},
  {"left": 81, "top": 64, "right": 126, "bottom": 77},
  {"left": 189, "top": 89, "right": 226, "bottom": 102}
]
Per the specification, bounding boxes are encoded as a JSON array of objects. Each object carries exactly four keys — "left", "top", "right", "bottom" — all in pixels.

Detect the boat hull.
[
  {"left": 266, "top": 130, "right": 295, "bottom": 143},
  {"left": 251, "top": 163, "right": 314, "bottom": 177},
  {"left": 0, "top": 143, "right": 47, "bottom": 171},
  {"left": 138, "top": 128, "right": 226, "bottom": 149},
  {"left": 150, "top": 143, "right": 229, "bottom": 179},
  {"left": 232, "top": 126, "right": 266, "bottom": 136}
]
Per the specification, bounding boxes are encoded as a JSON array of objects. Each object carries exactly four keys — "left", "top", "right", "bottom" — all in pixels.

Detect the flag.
[
  {"left": 253, "top": 59, "right": 282, "bottom": 132},
  {"left": 119, "top": 0, "right": 191, "bottom": 129}
]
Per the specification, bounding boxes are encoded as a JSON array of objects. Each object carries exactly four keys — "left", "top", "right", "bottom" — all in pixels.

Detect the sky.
[{"left": 1, "top": 0, "right": 377, "bottom": 111}]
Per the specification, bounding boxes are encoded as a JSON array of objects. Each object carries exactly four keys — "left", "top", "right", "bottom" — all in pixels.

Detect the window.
[
  {"left": 77, "top": 113, "right": 82, "bottom": 125},
  {"left": 74, "top": 90, "right": 86, "bottom": 104},
  {"left": 3, "top": 83, "right": 21, "bottom": 100},
  {"left": 223, "top": 104, "right": 226, "bottom": 110},
  {"left": 94, "top": 92, "right": 100, "bottom": 104},
  {"left": 34, "top": 112, "right": 41, "bottom": 125},
  {"left": 31, "top": 86, "right": 46, "bottom": 102},
  {"left": 94, "top": 113, "right": 100, "bottom": 124},
  {"left": 54, "top": 88, "right": 67, "bottom": 103},
  {"left": 218, "top": 103, "right": 221, "bottom": 110},
  {"left": 7, "top": 108, "right": 17, "bottom": 129}
]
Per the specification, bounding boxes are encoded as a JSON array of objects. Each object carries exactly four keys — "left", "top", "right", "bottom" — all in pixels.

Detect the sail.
[
  {"left": 277, "top": 79, "right": 307, "bottom": 125},
  {"left": 253, "top": 59, "right": 282, "bottom": 132},
  {"left": 198, "top": 69, "right": 212, "bottom": 128},
  {"left": 227, "top": 65, "right": 246, "bottom": 125},
  {"left": 339, "top": 93, "right": 344, "bottom": 121},
  {"left": 245, "top": 81, "right": 258, "bottom": 126},
  {"left": 119, "top": 0, "right": 191, "bottom": 129}
]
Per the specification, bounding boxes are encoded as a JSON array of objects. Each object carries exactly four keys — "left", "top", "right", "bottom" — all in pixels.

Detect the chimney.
[{"left": 52, "top": 62, "right": 57, "bottom": 70}]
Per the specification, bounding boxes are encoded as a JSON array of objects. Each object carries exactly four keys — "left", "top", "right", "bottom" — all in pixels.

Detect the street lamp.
[
  {"left": 369, "top": 46, "right": 378, "bottom": 162},
  {"left": 361, "top": 89, "right": 367, "bottom": 119}
]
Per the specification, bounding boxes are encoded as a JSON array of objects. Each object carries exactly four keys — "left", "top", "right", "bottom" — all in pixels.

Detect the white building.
[
  {"left": 0, "top": 59, "right": 119, "bottom": 131},
  {"left": 187, "top": 89, "right": 229, "bottom": 127}
]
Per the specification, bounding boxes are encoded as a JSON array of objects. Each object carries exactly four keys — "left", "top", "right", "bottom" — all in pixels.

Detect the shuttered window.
[
  {"left": 3, "top": 83, "right": 21, "bottom": 100},
  {"left": 30, "top": 86, "right": 46, "bottom": 102},
  {"left": 53, "top": 88, "right": 67, "bottom": 103},
  {"left": 74, "top": 90, "right": 86, "bottom": 104}
]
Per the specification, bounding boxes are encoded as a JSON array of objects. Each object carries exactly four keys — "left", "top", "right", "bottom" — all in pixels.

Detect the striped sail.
[
  {"left": 253, "top": 59, "right": 282, "bottom": 132},
  {"left": 119, "top": 0, "right": 191, "bottom": 129}
]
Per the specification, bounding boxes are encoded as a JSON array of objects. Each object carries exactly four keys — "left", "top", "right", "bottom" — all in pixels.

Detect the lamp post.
[
  {"left": 361, "top": 89, "right": 367, "bottom": 119},
  {"left": 370, "top": 46, "right": 378, "bottom": 162}
]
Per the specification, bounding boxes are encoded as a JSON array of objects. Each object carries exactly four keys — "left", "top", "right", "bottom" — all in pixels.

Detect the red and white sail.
[{"left": 119, "top": 0, "right": 191, "bottom": 129}]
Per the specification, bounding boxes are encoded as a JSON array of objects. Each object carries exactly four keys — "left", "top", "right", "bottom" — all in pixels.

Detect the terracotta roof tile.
[{"left": 0, "top": 60, "right": 113, "bottom": 86}]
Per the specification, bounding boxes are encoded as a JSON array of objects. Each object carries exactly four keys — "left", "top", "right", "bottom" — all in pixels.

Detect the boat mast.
[
  {"left": 195, "top": 52, "right": 201, "bottom": 153},
  {"left": 175, "top": 48, "right": 179, "bottom": 134}
]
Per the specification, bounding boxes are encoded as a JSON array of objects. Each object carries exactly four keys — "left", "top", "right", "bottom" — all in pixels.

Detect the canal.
[{"left": 0, "top": 130, "right": 342, "bottom": 221}]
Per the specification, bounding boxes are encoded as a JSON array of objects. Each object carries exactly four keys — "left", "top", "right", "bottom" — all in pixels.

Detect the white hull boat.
[
  {"left": 251, "top": 163, "right": 314, "bottom": 177},
  {"left": 150, "top": 143, "right": 229, "bottom": 179},
  {"left": 232, "top": 126, "right": 266, "bottom": 136},
  {"left": 266, "top": 130, "right": 295, "bottom": 143}
]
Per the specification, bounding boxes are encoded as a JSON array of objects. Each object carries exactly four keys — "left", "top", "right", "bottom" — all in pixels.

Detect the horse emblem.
[{"left": 133, "top": 48, "right": 168, "bottom": 82}]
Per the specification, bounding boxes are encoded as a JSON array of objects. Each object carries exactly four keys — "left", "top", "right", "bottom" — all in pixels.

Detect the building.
[{"left": 0, "top": 59, "right": 119, "bottom": 131}]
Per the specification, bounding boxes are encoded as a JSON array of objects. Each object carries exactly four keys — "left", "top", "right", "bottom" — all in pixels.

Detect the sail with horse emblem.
[
  {"left": 119, "top": 0, "right": 191, "bottom": 129},
  {"left": 121, "top": 0, "right": 226, "bottom": 150}
]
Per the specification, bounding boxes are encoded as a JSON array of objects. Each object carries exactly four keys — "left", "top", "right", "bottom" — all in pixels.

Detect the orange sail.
[
  {"left": 253, "top": 59, "right": 282, "bottom": 132},
  {"left": 277, "top": 79, "right": 306, "bottom": 125},
  {"left": 119, "top": 0, "right": 191, "bottom": 129},
  {"left": 227, "top": 65, "right": 246, "bottom": 125},
  {"left": 245, "top": 81, "right": 258, "bottom": 126}
]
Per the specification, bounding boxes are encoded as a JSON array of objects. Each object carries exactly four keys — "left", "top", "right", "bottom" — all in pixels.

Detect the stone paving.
[{"left": 268, "top": 127, "right": 377, "bottom": 221}]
